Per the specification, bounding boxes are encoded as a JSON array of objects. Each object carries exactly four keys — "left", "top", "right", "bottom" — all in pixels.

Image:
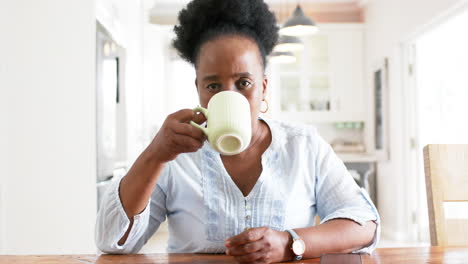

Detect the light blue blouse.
[{"left": 95, "top": 119, "right": 380, "bottom": 254}]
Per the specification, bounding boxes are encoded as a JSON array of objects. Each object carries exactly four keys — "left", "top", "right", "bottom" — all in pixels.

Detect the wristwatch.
[{"left": 286, "top": 229, "right": 306, "bottom": 261}]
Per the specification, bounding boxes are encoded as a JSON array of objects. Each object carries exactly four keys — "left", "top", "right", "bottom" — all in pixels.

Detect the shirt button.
[
  {"left": 245, "top": 215, "right": 251, "bottom": 221},
  {"left": 246, "top": 204, "right": 251, "bottom": 210}
]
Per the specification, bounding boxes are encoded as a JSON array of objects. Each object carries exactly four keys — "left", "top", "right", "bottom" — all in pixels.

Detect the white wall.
[
  {"left": 0, "top": 0, "right": 97, "bottom": 254},
  {"left": 0, "top": 49, "right": 7, "bottom": 252},
  {"left": 96, "top": 0, "right": 152, "bottom": 166},
  {"left": 142, "top": 24, "right": 171, "bottom": 144},
  {"left": 363, "top": 0, "right": 464, "bottom": 241},
  {"left": 141, "top": 24, "right": 199, "bottom": 144}
]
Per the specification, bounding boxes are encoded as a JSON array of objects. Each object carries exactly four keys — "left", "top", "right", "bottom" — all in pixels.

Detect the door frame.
[{"left": 400, "top": 0, "right": 468, "bottom": 242}]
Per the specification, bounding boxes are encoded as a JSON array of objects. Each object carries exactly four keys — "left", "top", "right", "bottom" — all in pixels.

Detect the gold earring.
[{"left": 260, "top": 99, "right": 269, "bottom": 114}]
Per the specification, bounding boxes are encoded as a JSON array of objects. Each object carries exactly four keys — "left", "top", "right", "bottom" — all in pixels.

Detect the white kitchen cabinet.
[{"left": 269, "top": 23, "right": 365, "bottom": 123}]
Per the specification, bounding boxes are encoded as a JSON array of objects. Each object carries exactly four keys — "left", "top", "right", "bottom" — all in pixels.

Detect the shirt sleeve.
[
  {"left": 95, "top": 165, "right": 170, "bottom": 254},
  {"left": 313, "top": 133, "right": 380, "bottom": 254}
]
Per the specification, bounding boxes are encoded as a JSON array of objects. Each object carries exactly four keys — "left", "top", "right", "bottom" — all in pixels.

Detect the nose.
[{"left": 221, "top": 81, "right": 238, "bottom": 92}]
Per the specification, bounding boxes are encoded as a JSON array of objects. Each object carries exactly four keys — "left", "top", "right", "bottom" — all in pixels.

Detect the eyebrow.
[{"left": 202, "top": 72, "right": 253, "bottom": 82}]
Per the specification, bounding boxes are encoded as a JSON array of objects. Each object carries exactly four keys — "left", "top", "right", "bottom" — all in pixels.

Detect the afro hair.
[{"left": 172, "top": 0, "right": 279, "bottom": 69}]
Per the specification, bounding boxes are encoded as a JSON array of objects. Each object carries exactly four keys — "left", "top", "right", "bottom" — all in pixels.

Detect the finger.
[
  {"left": 226, "top": 240, "right": 263, "bottom": 256},
  {"left": 226, "top": 227, "right": 266, "bottom": 248},
  {"left": 171, "top": 122, "right": 205, "bottom": 141},
  {"left": 234, "top": 249, "right": 267, "bottom": 263},
  {"left": 171, "top": 134, "right": 203, "bottom": 152},
  {"left": 171, "top": 142, "right": 201, "bottom": 154},
  {"left": 169, "top": 109, "right": 196, "bottom": 123},
  {"left": 192, "top": 111, "right": 207, "bottom": 124}
]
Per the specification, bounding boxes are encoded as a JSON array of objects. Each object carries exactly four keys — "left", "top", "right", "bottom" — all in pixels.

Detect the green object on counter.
[{"left": 335, "top": 122, "right": 345, "bottom": 129}]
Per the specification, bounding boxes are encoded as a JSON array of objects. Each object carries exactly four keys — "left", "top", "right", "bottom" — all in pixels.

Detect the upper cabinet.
[{"left": 269, "top": 23, "right": 364, "bottom": 123}]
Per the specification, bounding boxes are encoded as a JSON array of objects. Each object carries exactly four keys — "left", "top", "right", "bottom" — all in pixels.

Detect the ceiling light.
[
  {"left": 274, "top": 35, "right": 304, "bottom": 52},
  {"left": 279, "top": 5, "right": 318, "bottom": 36},
  {"left": 269, "top": 51, "right": 297, "bottom": 64}
]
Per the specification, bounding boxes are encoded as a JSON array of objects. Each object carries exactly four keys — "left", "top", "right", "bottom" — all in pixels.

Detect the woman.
[{"left": 95, "top": 0, "right": 380, "bottom": 263}]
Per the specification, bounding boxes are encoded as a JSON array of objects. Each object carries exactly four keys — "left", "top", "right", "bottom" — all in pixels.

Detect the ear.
[
  {"left": 262, "top": 75, "right": 268, "bottom": 99},
  {"left": 195, "top": 78, "right": 199, "bottom": 93}
]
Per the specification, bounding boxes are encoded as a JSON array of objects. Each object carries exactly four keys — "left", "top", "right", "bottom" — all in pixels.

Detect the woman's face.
[{"left": 195, "top": 35, "right": 267, "bottom": 125}]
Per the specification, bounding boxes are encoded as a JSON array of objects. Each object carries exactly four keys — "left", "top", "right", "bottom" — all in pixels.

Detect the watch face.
[{"left": 292, "top": 239, "right": 306, "bottom": 255}]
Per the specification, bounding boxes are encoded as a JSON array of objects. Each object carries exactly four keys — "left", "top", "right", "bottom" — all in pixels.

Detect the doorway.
[{"left": 404, "top": 4, "right": 468, "bottom": 243}]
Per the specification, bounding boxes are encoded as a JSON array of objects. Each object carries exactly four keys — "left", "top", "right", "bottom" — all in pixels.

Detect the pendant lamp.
[
  {"left": 269, "top": 51, "right": 297, "bottom": 64},
  {"left": 279, "top": 5, "right": 318, "bottom": 36},
  {"left": 273, "top": 35, "right": 304, "bottom": 52}
]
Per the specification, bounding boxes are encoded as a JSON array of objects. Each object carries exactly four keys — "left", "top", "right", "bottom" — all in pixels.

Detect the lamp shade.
[
  {"left": 273, "top": 35, "right": 304, "bottom": 52},
  {"left": 269, "top": 51, "right": 296, "bottom": 64},
  {"left": 279, "top": 5, "right": 318, "bottom": 36}
]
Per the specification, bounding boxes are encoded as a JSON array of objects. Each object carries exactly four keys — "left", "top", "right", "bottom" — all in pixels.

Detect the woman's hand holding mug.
[
  {"left": 146, "top": 91, "right": 251, "bottom": 163},
  {"left": 190, "top": 91, "right": 252, "bottom": 156},
  {"left": 147, "top": 109, "right": 207, "bottom": 163}
]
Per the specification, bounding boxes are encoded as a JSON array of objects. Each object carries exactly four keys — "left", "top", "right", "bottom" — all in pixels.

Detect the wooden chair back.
[{"left": 423, "top": 144, "right": 468, "bottom": 246}]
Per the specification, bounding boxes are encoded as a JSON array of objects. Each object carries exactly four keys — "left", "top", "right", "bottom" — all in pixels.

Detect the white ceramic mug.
[{"left": 190, "top": 91, "right": 252, "bottom": 156}]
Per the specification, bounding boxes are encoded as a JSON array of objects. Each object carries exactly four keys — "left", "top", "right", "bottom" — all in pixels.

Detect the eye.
[
  {"left": 206, "top": 83, "right": 220, "bottom": 91},
  {"left": 238, "top": 79, "right": 252, "bottom": 89}
]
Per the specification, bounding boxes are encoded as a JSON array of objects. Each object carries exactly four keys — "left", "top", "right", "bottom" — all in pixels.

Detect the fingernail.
[{"left": 225, "top": 240, "right": 231, "bottom": 247}]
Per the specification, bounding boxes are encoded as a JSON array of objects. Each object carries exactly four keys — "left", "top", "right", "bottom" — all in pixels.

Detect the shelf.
[
  {"left": 276, "top": 111, "right": 365, "bottom": 123},
  {"left": 336, "top": 153, "right": 378, "bottom": 163}
]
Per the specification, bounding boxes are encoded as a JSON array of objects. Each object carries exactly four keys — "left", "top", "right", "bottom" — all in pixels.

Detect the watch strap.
[
  {"left": 286, "top": 229, "right": 300, "bottom": 240},
  {"left": 286, "top": 229, "right": 303, "bottom": 261}
]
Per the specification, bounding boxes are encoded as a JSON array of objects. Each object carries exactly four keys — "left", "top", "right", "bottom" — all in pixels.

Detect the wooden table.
[{"left": 1, "top": 247, "right": 468, "bottom": 264}]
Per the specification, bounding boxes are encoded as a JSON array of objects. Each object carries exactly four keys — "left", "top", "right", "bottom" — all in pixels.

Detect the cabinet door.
[
  {"left": 328, "top": 26, "right": 364, "bottom": 121},
  {"left": 270, "top": 24, "right": 364, "bottom": 123},
  {"left": 304, "top": 33, "right": 332, "bottom": 112},
  {"left": 275, "top": 32, "right": 333, "bottom": 114}
]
